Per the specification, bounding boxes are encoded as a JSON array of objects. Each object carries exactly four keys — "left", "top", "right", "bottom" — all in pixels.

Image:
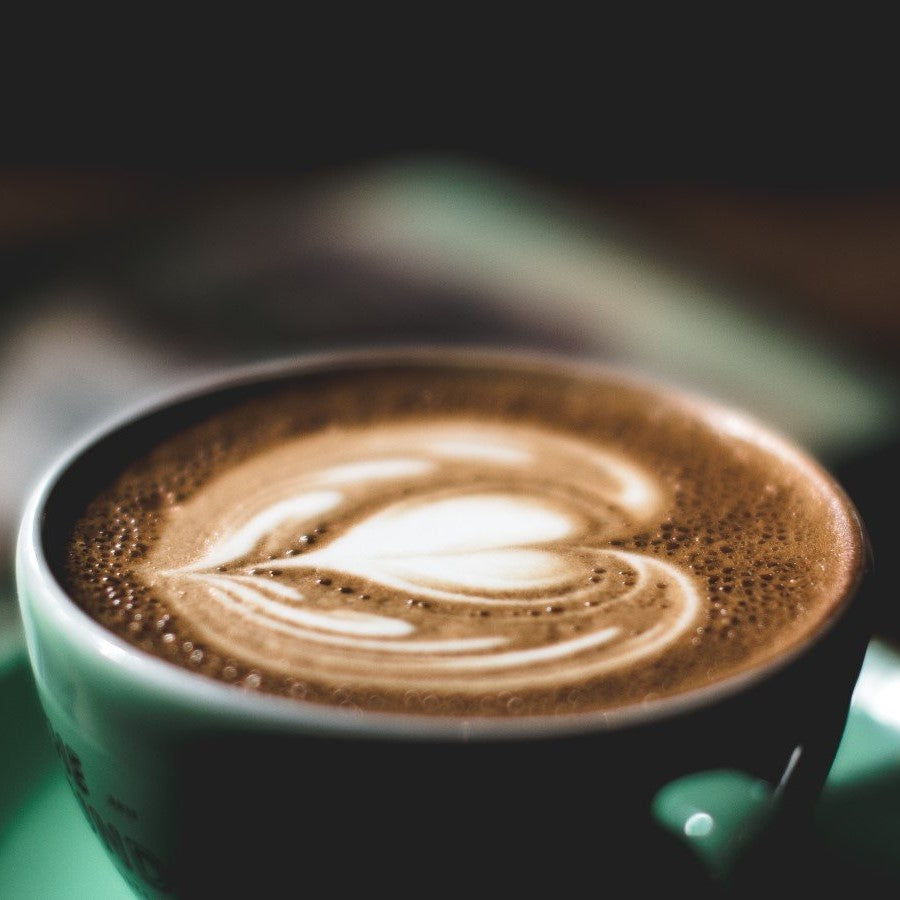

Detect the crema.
[{"left": 64, "top": 358, "right": 858, "bottom": 716}]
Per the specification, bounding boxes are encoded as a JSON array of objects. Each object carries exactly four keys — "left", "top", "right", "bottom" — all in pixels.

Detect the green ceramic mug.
[{"left": 16, "top": 351, "right": 871, "bottom": 897}]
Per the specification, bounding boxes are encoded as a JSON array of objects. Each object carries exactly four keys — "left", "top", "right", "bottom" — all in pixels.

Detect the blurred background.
[
  {"left": 2, "top": 114, "right": 900, "bottom": 893},
  {"left": 2, "top": 152, "right": 898, "bottom": 611}
]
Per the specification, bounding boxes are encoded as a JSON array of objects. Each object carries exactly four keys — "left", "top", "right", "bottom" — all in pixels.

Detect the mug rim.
[{"left": 17, "top": 345, "right": 870, "bottom": 741}]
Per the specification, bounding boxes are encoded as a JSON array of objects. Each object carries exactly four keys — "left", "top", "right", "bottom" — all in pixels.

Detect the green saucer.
[
  {"left": 0, "top": 650, "right": 130, "bottom": 898},
  {"left": 2, "top": 631, "right": 899, "bottom": 898}
]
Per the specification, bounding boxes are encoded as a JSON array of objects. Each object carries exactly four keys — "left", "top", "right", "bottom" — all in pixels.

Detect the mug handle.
[{"left": 652, "top": 764, "right": 786, "bottom": 881}]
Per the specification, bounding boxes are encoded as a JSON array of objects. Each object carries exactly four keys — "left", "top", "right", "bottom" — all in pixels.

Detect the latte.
[{"left": 63, "top": 357, "right": 860, "bottom": 717}]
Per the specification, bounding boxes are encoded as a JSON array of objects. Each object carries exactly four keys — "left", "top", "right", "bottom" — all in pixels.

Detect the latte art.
[
  {"left": 145, "top": 423, "right": 700, "bottom": 693},
  {"left": 65, "top": 360, "right": 860, "bottom": 716}
]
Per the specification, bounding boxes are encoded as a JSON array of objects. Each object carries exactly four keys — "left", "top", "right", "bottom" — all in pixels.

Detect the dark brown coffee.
[{"left": 63, "top": 356, "right": 862, "bottom": 717}]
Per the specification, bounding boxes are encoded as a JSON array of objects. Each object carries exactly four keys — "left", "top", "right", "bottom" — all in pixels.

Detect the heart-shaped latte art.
[{"left": 146, "top": 421, "right": 702, "bottom": 693}]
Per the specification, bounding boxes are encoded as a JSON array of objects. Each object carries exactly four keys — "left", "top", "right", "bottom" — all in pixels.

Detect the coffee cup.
[{"left": 16, "top": 349, "right": 871, "bottom": 896}]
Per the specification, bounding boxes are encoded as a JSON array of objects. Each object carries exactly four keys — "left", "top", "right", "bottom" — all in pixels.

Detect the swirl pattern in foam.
[{"left": 145, "top": 422, "right": 701, "bottom": 694}]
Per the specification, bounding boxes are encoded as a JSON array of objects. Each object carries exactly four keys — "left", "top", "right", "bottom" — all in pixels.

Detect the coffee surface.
[{"left": 63, "top": 359, "right": 860, "bottom": 717}]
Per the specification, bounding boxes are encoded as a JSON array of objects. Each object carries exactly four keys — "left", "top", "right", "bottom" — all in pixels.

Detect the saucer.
[{"left": 2, "top": 632, "right": 899, "bottom": 897}]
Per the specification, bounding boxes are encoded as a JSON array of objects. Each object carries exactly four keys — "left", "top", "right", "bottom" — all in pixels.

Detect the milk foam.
[{"left": 143, "top": 421, "right": 702, "bottom": 693}]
